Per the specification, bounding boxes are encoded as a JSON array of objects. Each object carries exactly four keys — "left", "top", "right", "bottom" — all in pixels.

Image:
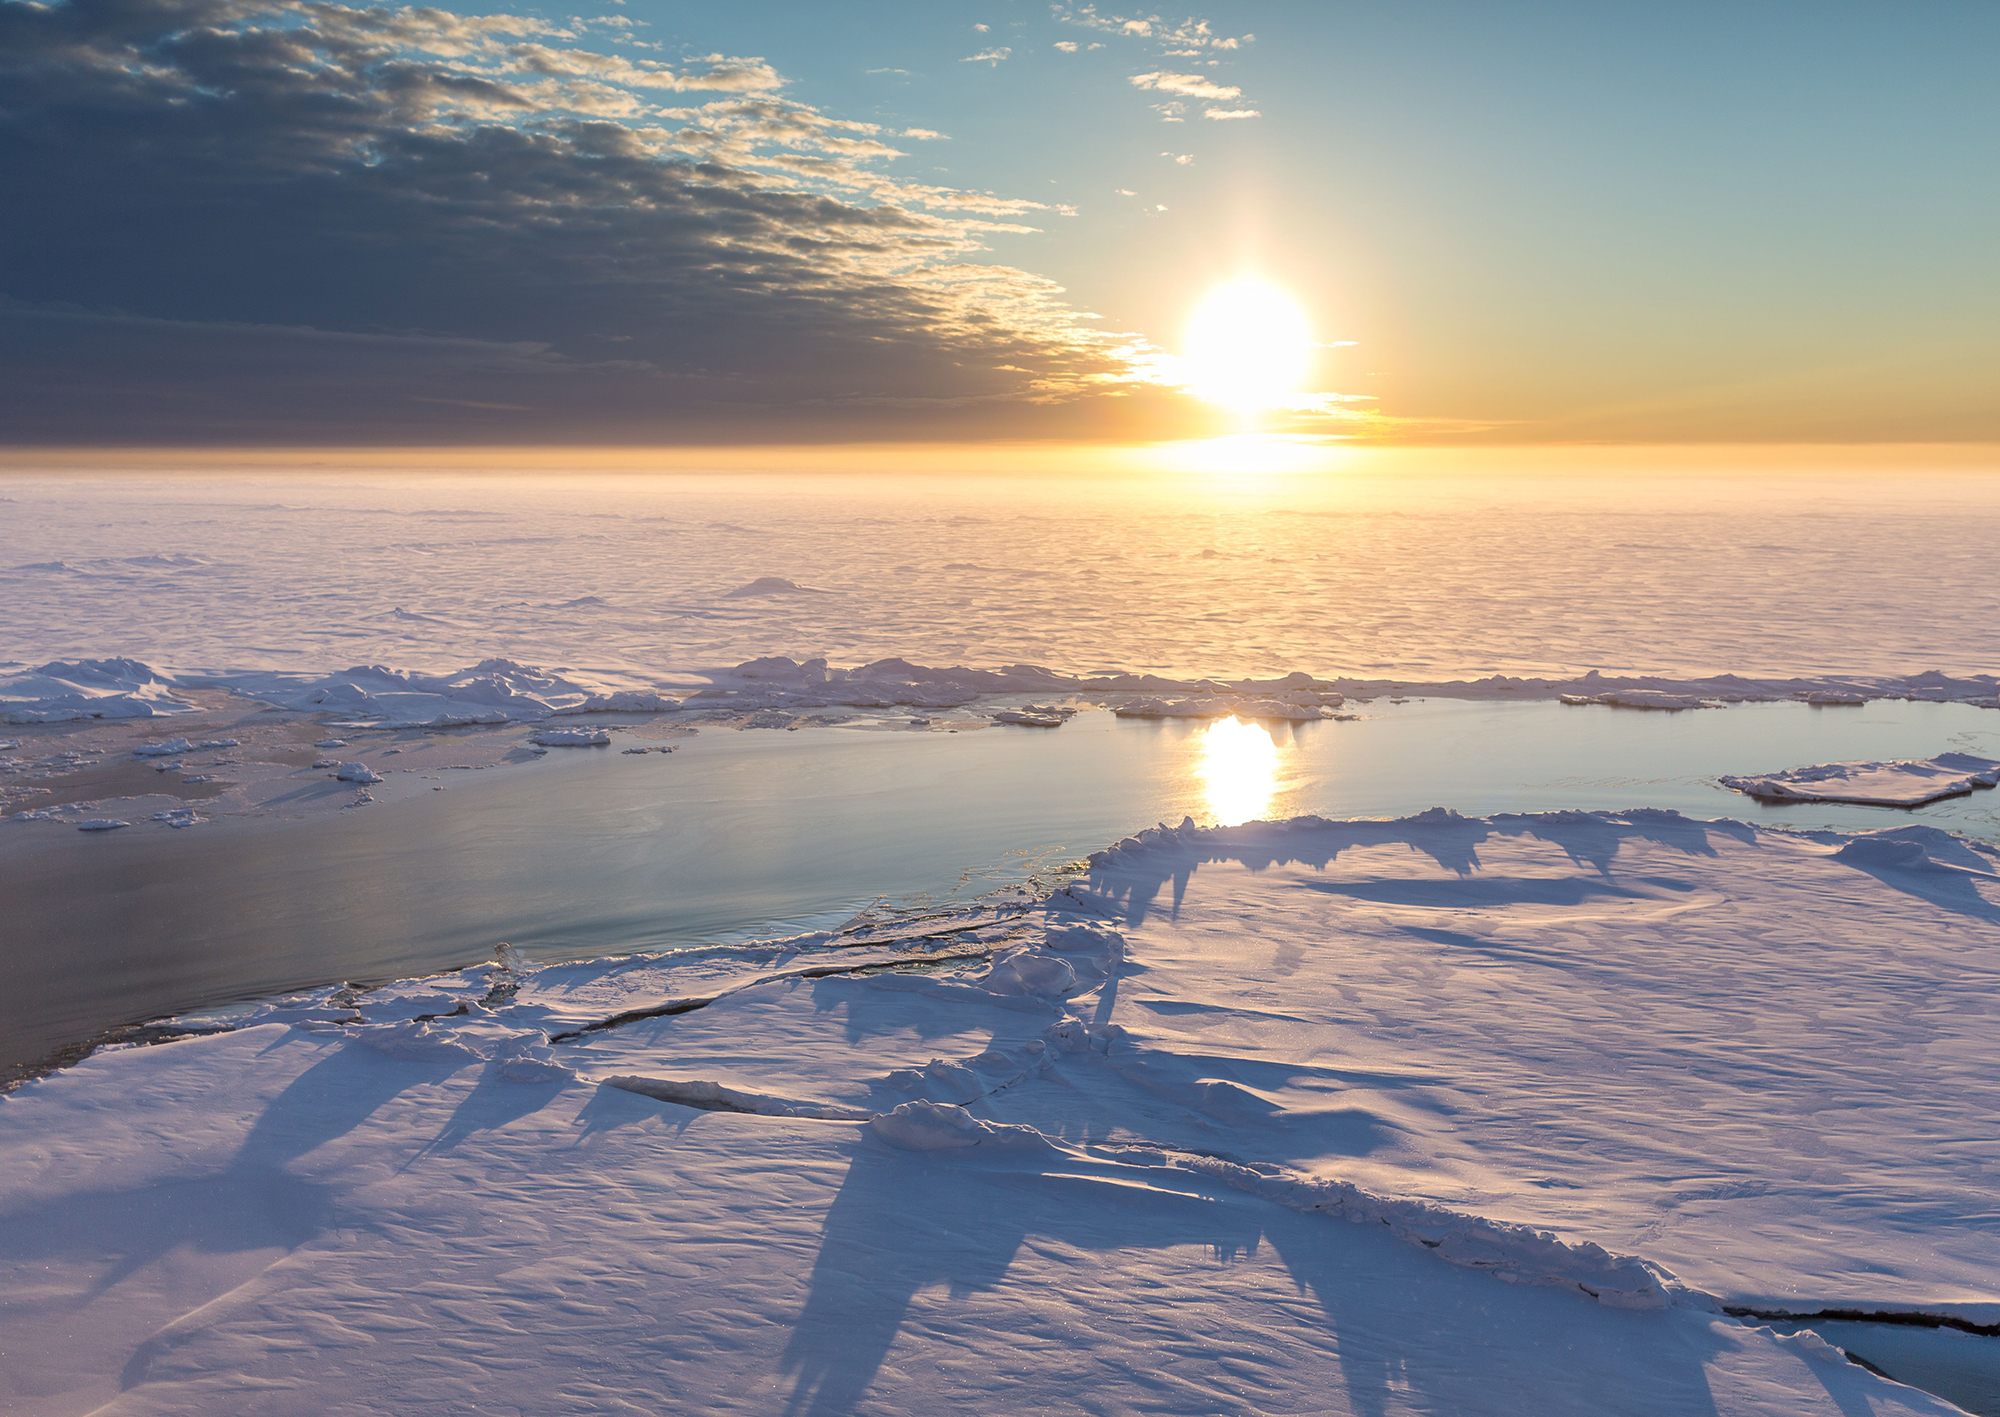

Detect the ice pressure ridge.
[{"left": 6, "top": 652, "right": 1999, "bottom": 724}]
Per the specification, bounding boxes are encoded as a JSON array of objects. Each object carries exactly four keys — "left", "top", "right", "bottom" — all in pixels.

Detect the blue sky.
[{"left": 1, "top": 0, "right": 1994, "bottom": 445}]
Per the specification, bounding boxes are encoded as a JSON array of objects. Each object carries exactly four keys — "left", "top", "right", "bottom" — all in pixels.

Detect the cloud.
[
  {"left": 1161, "top": 152, "right": 1194, "bottom": 165},
  {"left": 962, "top": 47, "right": 1012, "bottom": 64},
  {"left": 1053, "top": 40, "right": 1078, "bottom": 52},
  {"left": 1130, "top": 71, "right": 1242, "bottom": 101},
  {"left": 1202, "top": 107, "right": 1259, "bottom": 120},
  {"left": 0, "top": 0, "right": 1185, "bottom": 443}
]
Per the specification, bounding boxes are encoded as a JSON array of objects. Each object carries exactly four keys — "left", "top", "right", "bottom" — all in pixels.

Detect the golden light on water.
[
  {"left": 1183, "top": 278, "right": 1313, "bottom": 412},
  {"left": 1197, "top": 715, "right": 1285, "bottom": 825}
]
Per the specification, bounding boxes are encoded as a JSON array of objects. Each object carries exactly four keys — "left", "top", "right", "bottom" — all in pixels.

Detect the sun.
[{"left": 1182, "top": 278, "right": 1313, "bottom": 412}]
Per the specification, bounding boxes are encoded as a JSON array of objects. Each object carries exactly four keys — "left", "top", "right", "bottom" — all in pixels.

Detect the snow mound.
[
  {"left": 1722, "top": 753, "right": 2000, "bottom": 807},
  {"left": 554, "top": 690, "right": 683, "bottom": 714},
  {"left": 211, "top": 659, "right": 606, "bottom": 725},
  {"left": 724, "top": 577, "right": 825, "bottom": 598},
  {"left": 0, "top": 657, "right": 195, "bottom": 723},
  {"left": 354, "top": 1021, "right": 480, "bottom": 1062},
  {"left": 529, "top": 726, "right": 611, "bottom": 747},
  {"left": 978, "top": 948, "right": 1079, "bottom": 999},
  {"left": 867, "top": 1100, "right": 1058, "bottom": 1153}
]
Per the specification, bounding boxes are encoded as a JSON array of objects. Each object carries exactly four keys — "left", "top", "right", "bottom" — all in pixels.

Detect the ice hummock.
[
  {"left": 0, "top": 658, "right": 195, "bottom": 723},
  {"left": 1721, "top": 752, "right": 2000, "bottom": 807}
]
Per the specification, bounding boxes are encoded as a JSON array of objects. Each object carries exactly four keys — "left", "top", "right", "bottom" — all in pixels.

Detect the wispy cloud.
[
  {"left": 1131, "top": 71, "right": 1240, "bottom": 101},
  {"left": 962, "top": 47, "right": 1012, "bottom": 64},
  {"left": 1051, "top": 8, "right": 1260, "bottom": 121}
]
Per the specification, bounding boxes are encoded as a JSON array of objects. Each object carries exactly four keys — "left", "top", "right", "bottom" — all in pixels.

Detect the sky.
[{"left": 1, "top": 0, "right": 1995, "bottom": 448}]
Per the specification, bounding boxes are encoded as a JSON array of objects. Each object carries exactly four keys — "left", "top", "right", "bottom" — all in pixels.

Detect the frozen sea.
[{"left": 4, "top": 463, "right": 2000, "bottom": 1415}]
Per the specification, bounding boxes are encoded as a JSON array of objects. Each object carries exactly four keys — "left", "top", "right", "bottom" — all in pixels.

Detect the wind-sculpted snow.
[{"left": 2, "top": 812, "right": 1996, "bottom": 1411}]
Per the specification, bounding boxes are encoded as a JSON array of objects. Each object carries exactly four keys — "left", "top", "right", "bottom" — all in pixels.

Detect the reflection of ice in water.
[{"left": 1198, "top": 716, "right": 1284, "bottom": 825}]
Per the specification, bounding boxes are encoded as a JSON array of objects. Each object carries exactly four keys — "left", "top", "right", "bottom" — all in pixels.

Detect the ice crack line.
[
  {"left": 546, "top": 947, "right": 1005, "bottom": 1043},
  {"left": 1723, "top": 1305, "right": 2000, "bottom": 1338}
]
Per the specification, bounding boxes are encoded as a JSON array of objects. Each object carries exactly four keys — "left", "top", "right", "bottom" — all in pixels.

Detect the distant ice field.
[{"left": 5, "top": 466, "right": 2000, "bottom": 683}]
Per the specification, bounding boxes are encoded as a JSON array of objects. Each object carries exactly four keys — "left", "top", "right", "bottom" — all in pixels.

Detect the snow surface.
[
  {"left": 3, "top": 810, "right": 1995, "bottom": 1413},
  {"left": 7, "top": 471, "right": 2000, "bottom": 720},
  {"left": 1722, "top": 753, "right": 2000, "bottom": 807}
]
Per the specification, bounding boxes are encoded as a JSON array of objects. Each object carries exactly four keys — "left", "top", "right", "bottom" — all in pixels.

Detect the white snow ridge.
[{"left": 3, "top": 809, "right": 1995, "bottom": 1414}]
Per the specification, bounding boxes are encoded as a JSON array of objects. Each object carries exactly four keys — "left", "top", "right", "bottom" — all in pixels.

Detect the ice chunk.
[
  {"left": 75, "top": 818, "right": 131, "bottom": 831},
  {"left": 529, "top": 726, "right": 611, "bottom": 747},
  {"left": 132, "top": 738, "right": 194, "bottom": 757},
  {"left": 866, "top": 1100, "right": 1056, "bottom": 1153},
  {"left": 334, "top": 762, "right": 384, "bottom": 783}
]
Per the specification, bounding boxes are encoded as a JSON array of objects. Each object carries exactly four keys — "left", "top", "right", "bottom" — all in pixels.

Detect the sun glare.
[
  {"left": 1196, "top": 715, "right": 1285, "bottom": 826},
  {"left": 1183, "top": 278, "right": 1313, "bottom": 413}
]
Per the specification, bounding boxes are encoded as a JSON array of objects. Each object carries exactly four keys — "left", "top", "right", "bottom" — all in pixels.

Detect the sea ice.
[
  {"left": 1721, "top": 752, "right": 2000, "bottom": 807},
  {"left": 528, "top": 726, "right": 612, "bottom": 747},
  {"left": 3, "top": 806, "right": 1987, "bottom": 1415},
  {"left": 0, "top": 657, "right": 195, "bottom": 723},
  {"left": 333, "top": 762, "right": 384, "bottom": 783},
  {"left": 73, "top": 817, "right": 129, "bottom": 830}
]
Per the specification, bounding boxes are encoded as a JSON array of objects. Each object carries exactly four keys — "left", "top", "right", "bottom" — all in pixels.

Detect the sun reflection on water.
[{"left": 1197, "top": 716, "right": 1286, "bottom": 825}]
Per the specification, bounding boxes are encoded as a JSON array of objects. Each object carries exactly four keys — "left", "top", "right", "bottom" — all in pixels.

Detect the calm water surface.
[{"left": 5, "top": 697, "right": 1998, "bottom": 1078}]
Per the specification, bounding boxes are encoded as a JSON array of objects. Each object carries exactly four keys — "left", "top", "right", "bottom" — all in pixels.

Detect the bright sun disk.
[{"left": 1183, "top": 278, "right": 1312, "bottom": 413}]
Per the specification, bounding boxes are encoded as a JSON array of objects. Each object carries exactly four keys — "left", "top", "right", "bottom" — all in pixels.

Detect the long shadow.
[
  {"left": 1261, "top": 1214, "right": 1731, "bottom": 1417},
  {"left": 777, "top": 1145, "right": 1259, "bottom": 1417},
  {"left": 1818, "top": 826, "right": 2000, "bottom": 924},
  {"left": 0, "top": 1033, "right": 485, "bottom": 1393},
  {"left": 1068, "top": 810, "right": 1750, "bottom": 930}
]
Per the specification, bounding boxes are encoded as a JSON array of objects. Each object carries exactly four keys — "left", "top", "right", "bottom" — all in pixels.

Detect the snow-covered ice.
[
  {"left": 7, "top": 471, "right": 2000, "bottom": 719},
  {"left": 527, "top": 725, "right": 613, "bottom": 747},
  {"left": 1722, "top": 753, "right": 2000, "bottom": 807},
  {"left": 3, "top": 810, "right": 1996, "bottom": 1413}
]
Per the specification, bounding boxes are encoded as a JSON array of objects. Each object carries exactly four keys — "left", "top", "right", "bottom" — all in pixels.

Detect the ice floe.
[
  {"left": 1722, "top": 752, "right": 2000, "bottom": 807},
  {"left": 528, "top": 726, "right": 612, "bottom": 747},
  {"left": 333, "top": 762, "right": 383, "bottom": 784}
]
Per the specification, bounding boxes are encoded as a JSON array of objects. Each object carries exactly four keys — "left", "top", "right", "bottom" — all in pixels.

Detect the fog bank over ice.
[{"left": 7, "top": 469, "right": 2000, "bottom": 691}]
